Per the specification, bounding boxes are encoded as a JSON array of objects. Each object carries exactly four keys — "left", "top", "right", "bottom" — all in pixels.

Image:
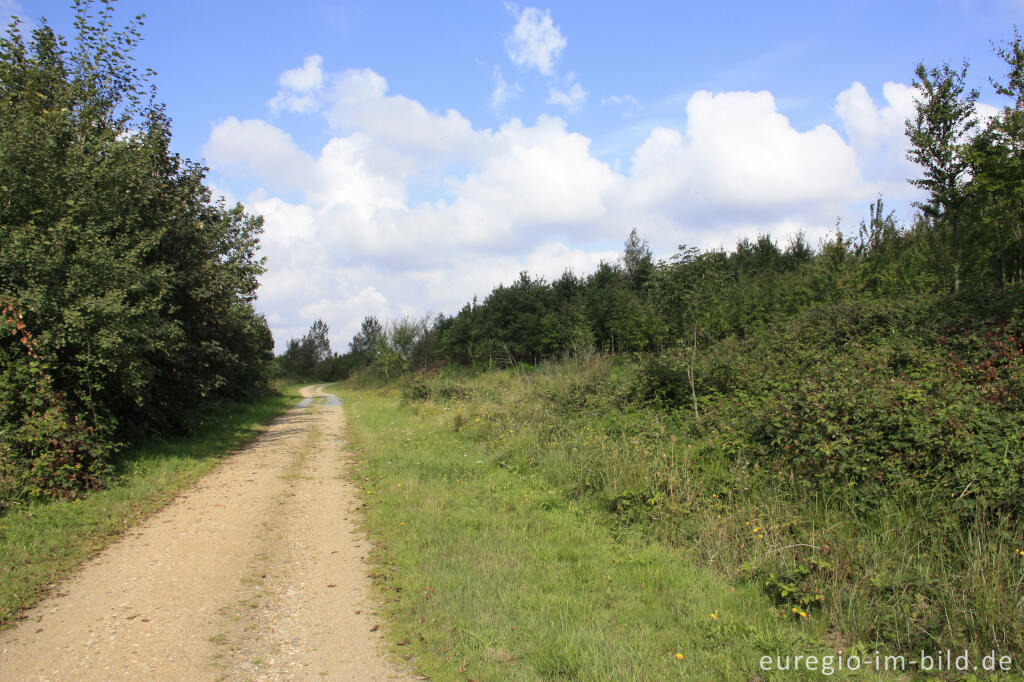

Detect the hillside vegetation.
[
  {"left": 374, "top": 290, "right": 1023, "bottom": 659},
  {"left": 320, "top": 29, "right": 1024, "bottom": 673}
]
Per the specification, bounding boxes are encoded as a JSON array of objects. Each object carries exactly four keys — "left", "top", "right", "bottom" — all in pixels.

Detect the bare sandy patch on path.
[{"left": 0, "top": 384, "right": 411, "bottom": 681}]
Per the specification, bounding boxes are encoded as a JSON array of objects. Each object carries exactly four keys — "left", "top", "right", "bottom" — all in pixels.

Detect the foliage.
[
  {"left": 905, "top": 61, "right": 979, "bottom": 293},
  {"left": 391, "top": 297, "right": 1024, "bottom": 657},
  {"left": 0, "top": 298, "right": 113, "bottom": 507},
  {"left": 0, "top": 1, "right": 273, "bottom": 505},
  {"left": 279, "top": 318, "right": 332, "bottom": 378}
]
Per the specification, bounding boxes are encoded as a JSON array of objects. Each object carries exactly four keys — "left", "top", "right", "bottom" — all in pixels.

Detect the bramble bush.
[{"left": 1, "top": 300, "right": 113, "bottom": 509}]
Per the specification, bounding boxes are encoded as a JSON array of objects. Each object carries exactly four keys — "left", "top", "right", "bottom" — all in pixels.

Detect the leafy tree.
[
  {"left": 905, "top": 61, "right": 980, "bottom": 292},
  {"left": 965, "top": 27, "right": 1024, "bottom": 285},
  {"left": 437, "top": 302, "right": 480, "bottom": 365},
  {"left": 654, "top": 247, "right": 728, "bottom": 419},
  {"left": 279, "top": 319, "right": 332, "bottom": 377},
  {"left": 0, "top": 0, "right": 274, "bottom": 503},
  {"left": 781, "top": 232, "right": 814, "bottom": 271},
  {"left": 387, "top": 316, "right": 426, "bottom": 370},
  {"left": 350, "top": 315, "right": 385, "bottom": 364},
  {"left": 622, "top": 228, "right": 654, "bottom": 292},
  {"left": 305, "top": 319, "right": 331, "bottom": 365}
]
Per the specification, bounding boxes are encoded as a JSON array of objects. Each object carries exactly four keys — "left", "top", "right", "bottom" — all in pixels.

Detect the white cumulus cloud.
[
  {"left": 505, "top": 5, "right": 567, "bottom": 75},
  {"left": 628, "top": 90, "right": 864, "bottom": 223},
  {"left": 203, "top": 117, "right": 316, "bottom": 191},
  {"left": 280, "top": 54, "right": 325, "bottom": 92},
  {"left": 835, "top": 81, "right": 925, "bottom": 199},
  {"left": 322, "top": 68, "right": 491, "bottom": 173},
  {"left": 548, "top": 77, "right": 586, "bottom": 113},
  {"left": 269, "top": 55, "right": 325, "bottom": 114}
]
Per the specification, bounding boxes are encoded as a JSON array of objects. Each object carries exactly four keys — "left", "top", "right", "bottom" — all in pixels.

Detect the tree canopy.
[{"left": 0, "top": 0, "right": 274, "bottom": 506}]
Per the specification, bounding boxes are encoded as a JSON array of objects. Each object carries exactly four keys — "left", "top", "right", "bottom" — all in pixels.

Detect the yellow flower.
[
  {"left": 791, "top": 607, "right": 799, "bottom": 613},
  {"left": 799, "top": 611, "right": 808, "bottom": 618},
  {"left": 709, "top": 613, "right": 717, "bottom": 620},
  {"left": 675, "top": 653, "right": 685, "bottom": 660}
]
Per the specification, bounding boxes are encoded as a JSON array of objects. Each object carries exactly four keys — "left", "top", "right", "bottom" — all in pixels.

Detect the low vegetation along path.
[{"left": 0, "top": 385, "right": 410, "bottom": 681}]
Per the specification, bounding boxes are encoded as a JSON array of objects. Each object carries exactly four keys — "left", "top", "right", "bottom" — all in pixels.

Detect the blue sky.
[{"left": 11, "top": 0, "right": 1024, "bottom": 350}]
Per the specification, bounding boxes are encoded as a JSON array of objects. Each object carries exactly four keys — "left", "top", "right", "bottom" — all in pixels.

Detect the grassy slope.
[
  {"left": 334, "top": 385, "right": 875, "bottom": 681},
  {"left": 338, "top": 291, "right": 1024, "bottom": 679},
  {"left": 0, "top": 384, "right": 301, "bottom": 627}
]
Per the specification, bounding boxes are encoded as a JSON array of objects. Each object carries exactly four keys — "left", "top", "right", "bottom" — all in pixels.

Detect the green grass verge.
[
  {"left": 0, "top": 383, "right": 302, "bottom": 627},
  {"left": 334, "top": 385, "right": 878, "bottom": 681}
]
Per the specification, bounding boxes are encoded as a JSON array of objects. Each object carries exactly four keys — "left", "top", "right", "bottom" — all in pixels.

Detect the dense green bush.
[
  {"left": 0, "top": 2, "right": 274, "bottom": 506},
  {"left": 656, "top": 295, "right": 1024, "bottom": 516},
  {"left": 1, "top": 299, "right": 113, "bottom": 508}
]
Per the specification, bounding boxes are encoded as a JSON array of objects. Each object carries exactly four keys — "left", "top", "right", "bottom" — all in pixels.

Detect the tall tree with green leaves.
[
  {"left": 967, "top": 27, "right": 1024, "bottom": 285},
  {"left": 905, "top": 61, "right": 980, "bottom": 293},
  {"left": 349, "top": 316, "right": 385, "bottom": 362},
  {"left": 622, "top": 228, "right": 654, "bottom": 292},
  {"left": 304, "top": 319, "right": 332, "bottom": 365},
  {"left": 0, "top": 0, "right": 273, "bottom": 502}
]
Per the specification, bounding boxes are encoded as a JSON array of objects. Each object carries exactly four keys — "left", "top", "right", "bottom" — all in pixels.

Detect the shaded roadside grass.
[
  {"left": 0, "top": 383, "right": 302, "bottom": 627},
  {"left": 335, "top": 386, "right": 873, "bottom": 681}
]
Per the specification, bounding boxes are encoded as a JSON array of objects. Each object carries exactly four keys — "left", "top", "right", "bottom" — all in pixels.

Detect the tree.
[
  {"left": 0, "top": 0, "right": 273, "bottom": 502},
  {"left": 905, "top": 61, "right": 980, "bottom": 293},
  {"left": 622, "top": 228, "right": 654, "bottom": 292},
  {"left": 304, "top": 319, "right": 331, "bottom": 365},
  {"left": 279, "top": 319, "right": 332, "bottom": 377},
  {"left": 652, "top": 246, "right": 728, "bottom": 420},
  {"left": 387, "top": 316, "right": 426, "bottom": 370},
  {"left": 967, "top": 27, "right": 1024, "bottom": 285},
  {"left": 350, "top": 316, "right": 385, "bottom": 364}
]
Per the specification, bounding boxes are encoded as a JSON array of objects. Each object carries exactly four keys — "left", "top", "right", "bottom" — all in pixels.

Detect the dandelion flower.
[
  {"left": 709, "top": 613, "right": 717, "bottom": 620},
  {"left": 800, "top": 611, "right": 807, "bottom": 618},
  {"left": 675, "top": 653, "right": 685, "bottom": 660}
]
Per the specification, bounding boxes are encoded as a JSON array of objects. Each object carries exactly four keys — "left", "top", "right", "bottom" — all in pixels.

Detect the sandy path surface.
[{"left": 0, "top": 385, "right": 411, "bottom": 681}]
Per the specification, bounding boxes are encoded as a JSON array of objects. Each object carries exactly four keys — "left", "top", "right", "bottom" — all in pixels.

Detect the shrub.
[{"left": 0, "top": 301, "right": 113, "bottom": 510}]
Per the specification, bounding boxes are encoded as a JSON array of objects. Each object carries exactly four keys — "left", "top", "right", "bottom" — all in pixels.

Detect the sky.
[{"left": 10, "top": 0, "right": 1024, "bottom": 352}]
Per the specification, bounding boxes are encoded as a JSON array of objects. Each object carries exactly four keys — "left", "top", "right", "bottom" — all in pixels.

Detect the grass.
[
  {"left": 338, "top": 340, "right": 1024, "bottom": 679},
  {"left": 332, "top": 384, "right": 881, "bottom": 681},
  {"left": 0, "top": 383, "right": 302, "bottom": 627}
]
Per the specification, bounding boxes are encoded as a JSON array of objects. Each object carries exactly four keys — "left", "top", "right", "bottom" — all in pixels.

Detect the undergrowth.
[{"left": 383, "top": 291, "right": 1024, "bottom": 676}]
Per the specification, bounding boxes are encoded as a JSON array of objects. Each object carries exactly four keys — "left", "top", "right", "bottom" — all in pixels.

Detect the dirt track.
[{"left": 0, "top": 385, "right": 411, "bottom": 681}]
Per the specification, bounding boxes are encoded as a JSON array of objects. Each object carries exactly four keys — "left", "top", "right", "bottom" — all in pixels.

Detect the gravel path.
[{"left": 0, "top": 385, "right": 411, "bottom": 681}]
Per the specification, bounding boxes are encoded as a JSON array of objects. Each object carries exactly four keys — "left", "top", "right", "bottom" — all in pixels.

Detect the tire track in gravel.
[{"left": 0, "top": 384, "right": 411, "bottom": 681}]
